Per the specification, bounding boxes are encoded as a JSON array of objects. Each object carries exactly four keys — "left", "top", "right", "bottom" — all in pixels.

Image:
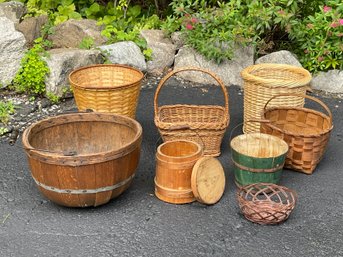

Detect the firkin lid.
[{"left": 191, "top": 157, "right": 226, "bottom": 205}]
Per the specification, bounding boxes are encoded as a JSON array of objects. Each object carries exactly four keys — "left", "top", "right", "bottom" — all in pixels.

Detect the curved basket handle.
[
  {"left": 154, "top": 67, "right": 229, "bottom": 117},
  {"left": 264, "top": 93, "right": 332, "bottom": 123}
]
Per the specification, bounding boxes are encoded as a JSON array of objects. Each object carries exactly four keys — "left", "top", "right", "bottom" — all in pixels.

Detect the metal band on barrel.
[
  {"left": 32, "top": 174, "right": 135, "bottom": 194},
  {"left": 232, "top": 158, "right": 284, "bottom": 173}
]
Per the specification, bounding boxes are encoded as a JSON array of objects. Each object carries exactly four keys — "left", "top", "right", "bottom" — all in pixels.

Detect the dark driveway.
[{"left": 1, "top": 82, "right": 342, "bottom": 257}]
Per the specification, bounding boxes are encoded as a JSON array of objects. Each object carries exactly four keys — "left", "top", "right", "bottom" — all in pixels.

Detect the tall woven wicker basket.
[
  {"left": 241, "top": 63, "right": 312, "bottom": 133},
  {"left": 261, "top": 94, "right": 333, "bottom": 174},
  {"left": 154, "top": 67, "right": 230, "bottom": 157},
  {"left": 69, "top": 64, "right": 144, "bottom": 119}
]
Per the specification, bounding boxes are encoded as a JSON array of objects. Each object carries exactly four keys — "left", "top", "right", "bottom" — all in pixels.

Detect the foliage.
[
  {"left": 289, "top": 0, "right": 343, "bottom": 73},
  {"left": 19, "top": 0, "right": 161, "bottom": 59},
  {"left": 162, "top": 0, "right": 343, "bottom": 71},
  {"left": 0, "top": 100, "right": 15, "bottom": 124},
  {"left": 98, "top": 6, "right": 160, "bottom": 59},
  {"left": 0, "top": 127, "right": 9, "bottom": 136},
  {"left": 8, "top": 0, "right": 342, "bottom": 72},
  {"left": 79, "top": 36, "right": 95, "bottom": 49},
  {"left": 13, "top": 37, "right": 50, "bottom": 95},
  {"left": 46, "top": 92, "right": 60, "bottom": 104}
]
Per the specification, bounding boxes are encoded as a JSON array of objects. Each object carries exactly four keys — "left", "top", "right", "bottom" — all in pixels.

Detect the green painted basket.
[{"left": 230, "top": 133, "right": 289, "bottom": 188}]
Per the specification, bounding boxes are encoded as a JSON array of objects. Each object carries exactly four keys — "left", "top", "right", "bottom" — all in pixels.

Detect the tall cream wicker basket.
[{"left": 241, "top": 63, "right": 312, "bottom": 133}]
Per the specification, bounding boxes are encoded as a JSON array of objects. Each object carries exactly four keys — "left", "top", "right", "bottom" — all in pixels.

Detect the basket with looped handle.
[
  {"left": 237, "top": 183, "right": 297, "bottom": 225},
  {"left": 69, "top": 64, "right": 144, "bottom": 119},
  {"left": 154, "top": 67, "right": 230, "bottom": 156},
  {"left": 260, "top": 93, "right": 333, "bottom": 174}
]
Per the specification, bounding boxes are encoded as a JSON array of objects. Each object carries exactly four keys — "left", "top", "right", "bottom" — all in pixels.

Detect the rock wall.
[{"left": 0, "top": 7, "right": 341, "bottom": 96}]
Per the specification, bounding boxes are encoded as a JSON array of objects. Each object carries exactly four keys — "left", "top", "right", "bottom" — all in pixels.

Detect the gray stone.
[
  {"left": 15, "top": 15, "right": 48, "bottom": 46},
  {"left": 174, "top": 45, "right": 254, "bottom": 86},
  {"left": 311, "top": 70, "right": 343, "bottom": 93},
  {"left": 0, "top": 1, "right": 26, "bottom": 24},
  {"left": 255, "top": 50, "right": 302, "bottom": 67},
  {"left": 140, "top": 30, "right": 176, "bottom": 75},
  {"left": 99, "top": 41, "right": 147, "bottom": 71},
  {"left": 43, "top": 48, "right": 104, "bottom": 97},
  {"left": 0, "top": 17, "right": 26, "bottom": 88},
  {"left": 16, "top": 103, "right": 37, "bottom": 116},
  {"left": 48, "top": 19, "right": 107, "bottom": 48},
  {"left": 171, "top": 31, "right": 185, "bottom": 50}
]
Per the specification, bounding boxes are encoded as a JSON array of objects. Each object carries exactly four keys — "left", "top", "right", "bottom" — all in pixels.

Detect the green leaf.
[
  {"left": 54, "top": 15, "right": 68, "bottom": 25},
  {"left": 85, "top": 2, "right": 100, "bottom": 17},
  {"left": 69, "top": 11, "right": 82, "bottom": 19},
  {"left": 128, "top": 5, "right": 141, "bottom": 18},
  {"left": 61, "top": 0, "right": 73, "bottom": 6}
]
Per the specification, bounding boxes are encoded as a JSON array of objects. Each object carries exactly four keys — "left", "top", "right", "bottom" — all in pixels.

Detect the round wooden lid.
[{"left": 191, "top": 157, "right": 226, "bottom": 205}]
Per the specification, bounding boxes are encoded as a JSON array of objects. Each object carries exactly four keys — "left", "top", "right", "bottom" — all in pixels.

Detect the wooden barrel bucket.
[
  {"left": 22, "top": 112, "right": 142, "bottom": 207},
  {"left": 155, "top": 140, "right": 203, "bottom": 204},
  {"left": 230, "top": 133, "right": 288, "bottom": 188}
]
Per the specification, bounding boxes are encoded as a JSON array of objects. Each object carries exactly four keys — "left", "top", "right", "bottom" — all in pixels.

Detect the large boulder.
[
  {"left": 255, "top": 50, "right": 302, "bottom": 67},
  {"left": 0, "top": 1, "right": 26, "bottom": 24},
  {"left": 0, "top": 17, "right": 26, "bottom": 88},
  {"left": 44, "top": 48, "right": 104, "bottom": 97},
  {"left": 174, "top": 45, "right": 254, "bottom": 86},
  {"left": 15, "top": 15, "right": 48, "bottom": 46},
  {"left": 140, "top": 29, "right": 176, "bottom": 74},
  {"left": 48, "top": 19, "right": 107, "bottom": 48},
  {"left": 311, "top": 70, "right": 343, "bottom": 93},
  {"left": 99, "top": 41, "right": 147, "bottom": 72}
]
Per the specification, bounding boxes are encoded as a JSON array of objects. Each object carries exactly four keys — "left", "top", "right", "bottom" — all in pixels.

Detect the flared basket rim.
[
  {"left": 69, "top": 64, "right": 144, "bottom": 90},
  {"left": 241, "top": 63, "right": 312, "bottom": 89}
]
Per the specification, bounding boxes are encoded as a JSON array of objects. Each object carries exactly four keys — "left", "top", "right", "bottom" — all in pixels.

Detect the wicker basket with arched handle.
[
  {"left": 154, "top": 67, "right": 229, "bottom": 156},
  {"left": 260, "top": 93, "right": 333, "bottom": 174}
]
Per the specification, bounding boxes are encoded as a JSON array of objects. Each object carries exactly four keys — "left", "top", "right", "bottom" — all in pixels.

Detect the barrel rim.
[
  {"left": 230, "top": 133, "right": 289, "bottom": 158},
  {"left": 157, "top": 140, "right": 202, "bottom": 160},
  {"left": 22, "top": 112, "right": 142, "bottom": 165}
]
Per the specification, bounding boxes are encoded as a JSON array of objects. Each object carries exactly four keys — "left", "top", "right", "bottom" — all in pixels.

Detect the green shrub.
[
  {"left": 162, "top": 0, "right": 342, "bottom": 72},
  {"left": 289, "top": 0, "right": 343, "bottom": 73},
  {"left": 19, "top": 0, "right": 162, "bottom": 60},
  {"left": 46, "top": 92, "right": 60, "bottom": 104},
  {"left": 0, "top": 127, "right": 9, "bottom": 136},
  {"left": 79, "top": 36, "right": 95, "bottom": 49},
  {"left": 163, "top": 0, "right": 300, "bottom": 63},
  {"left": 0, "top": 101, "right": 15, "bottom": 124},
  {"left": 13, "top": 37, "right": 50, "bottom": 95}
]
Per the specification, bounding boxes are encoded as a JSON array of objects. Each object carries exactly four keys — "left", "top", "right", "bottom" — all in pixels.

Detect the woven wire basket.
[
  {"left": 237, "top": 183, "right": 297, "bottom": 225},
  {"left": 261, "top": 93, "right": 333, "bottom": 174},
  {"left": 241, "top": 63, "right": 312, "bottom": 133},
  {"left": 69, "top": 64, "right": 144, "bottom": 119},
  {"left": 154, "top": 67, "right": 230, "bottom": 156}
]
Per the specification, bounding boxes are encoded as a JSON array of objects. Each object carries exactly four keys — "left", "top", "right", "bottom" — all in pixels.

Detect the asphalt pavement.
[{"left": 1, "top": 82, "right": 342, "bottom": 257}]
